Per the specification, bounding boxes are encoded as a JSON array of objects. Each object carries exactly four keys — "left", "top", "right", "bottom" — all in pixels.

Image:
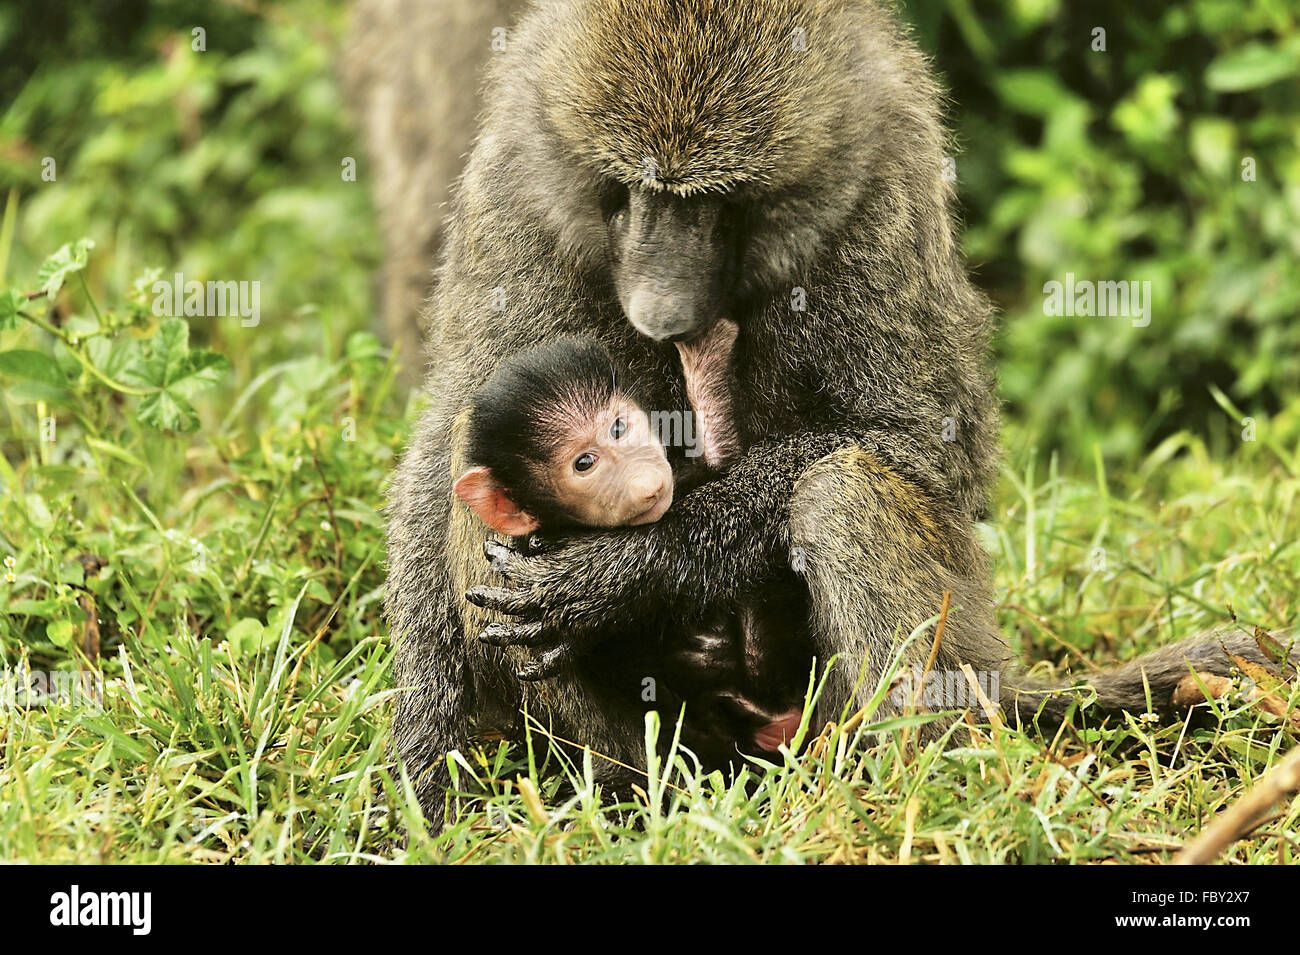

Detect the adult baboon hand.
[{"left": 465, "top": 532, "right": 666, "bottom": 680}]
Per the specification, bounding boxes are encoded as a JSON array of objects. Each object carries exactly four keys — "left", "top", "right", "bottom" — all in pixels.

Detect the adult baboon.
[
  {"left": 344, "top": 0, "right": 525, "bottom": 372},
  {"left": 383, "top": 0, "right": 1292, "bottom": 826}
]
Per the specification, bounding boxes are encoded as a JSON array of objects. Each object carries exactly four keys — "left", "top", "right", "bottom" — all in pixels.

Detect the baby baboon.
[
  {"left": 453, "top": 329, "right": 808, "bottom": 754},
  {"left": 383, "top": 0, "right": 1293, "bottom": 827}
]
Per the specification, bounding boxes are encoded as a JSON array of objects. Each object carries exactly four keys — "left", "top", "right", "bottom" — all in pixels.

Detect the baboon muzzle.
[{"left": 612, "top": 190, "right": 732, "bottom": 342}]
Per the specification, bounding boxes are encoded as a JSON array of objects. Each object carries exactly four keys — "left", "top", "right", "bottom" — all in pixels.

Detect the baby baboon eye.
[
  {"left": 574, "top": 452, "right": 597, "bottom": 473},
  {"left": 609, "top": 417, "right": 627, "bottom": 439}
]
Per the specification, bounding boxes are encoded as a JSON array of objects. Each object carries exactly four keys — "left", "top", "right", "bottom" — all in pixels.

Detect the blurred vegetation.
[
  {"left": 0, "top": 0, "right": 378, "bottom": 384},
  {"left": 905, "top": 0, "right": 1300, "bottom": 460},
  {"left": 0, "top": 0, "right": 397, "bottom": 658},
  {"left": 0, "top": 0, "right": 1297, "bottom": 862}
]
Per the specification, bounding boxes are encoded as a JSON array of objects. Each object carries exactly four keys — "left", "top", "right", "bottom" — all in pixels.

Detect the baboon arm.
[{"left": 464, "top": 429, "right": 869, "bottom": 675}]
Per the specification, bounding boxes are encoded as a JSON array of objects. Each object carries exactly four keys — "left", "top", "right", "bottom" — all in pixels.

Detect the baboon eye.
[
  {"left": 600, "top": 181, "right": 630, "bottom": 221},
  {"left": 610, "top": 417, "right": 627, "bottom": 439},
  {"left": 574, "top": 452, "right": 597, "bottom": 473}
]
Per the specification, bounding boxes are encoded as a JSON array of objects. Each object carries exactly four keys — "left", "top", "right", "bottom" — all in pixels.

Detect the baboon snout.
[
  {"left": 624, "top": 287, "right": 709, "bottom": 341},
  {"left": 611, "top": 189, "right": 734, "bottom": 342}
]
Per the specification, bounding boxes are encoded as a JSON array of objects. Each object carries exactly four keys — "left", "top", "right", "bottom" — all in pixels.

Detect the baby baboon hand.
[{"left": 466, "top": 534, "right": 664, "bottom": 679}]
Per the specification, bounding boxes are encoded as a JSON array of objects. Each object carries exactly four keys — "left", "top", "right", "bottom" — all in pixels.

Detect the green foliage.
[
  {"left": 0, "top": 0, "right": 378, "bottom": 383},
  {"left": 1, "top": 240, "right": 1295, "bottom": 864},
  {"left": 0, "top": 236, "right": 400, "bottom": 689},
  {"left": 1, "top": 236, "right": 410, "bottom": 856},
  {"left": 907, "top": 0, "right": 1300, "bottom": 462},
  {"left": 4, "top": 241, "right": 233, "bottom": 432}
]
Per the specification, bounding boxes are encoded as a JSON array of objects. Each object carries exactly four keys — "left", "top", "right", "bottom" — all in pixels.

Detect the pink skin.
[
  {"left": 674, "top": 318, "right": 741, "bottom": 470},
  {"left": 676, "top": 318, "right": 805, "bottom": 755},
  {"left": 453, "top": 468, "right": 541, "bottom": 537},
  {"left": 543, "top": 402, "right": 673, "bottom": 527},
  {"left": 628, "top": 484, "right": 673, "bottom": 524},
  {"left": 753, "top": 708, "right": 804, "bottom": 752}
]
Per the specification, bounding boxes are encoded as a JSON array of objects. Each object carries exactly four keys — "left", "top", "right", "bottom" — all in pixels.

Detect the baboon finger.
[
  {"left": 516, "top": 645, "right": 572, "bottom": 681},
  {"left": 465, "top": 585, "right": 542, "bottom": 617},
  {"left": 521, "top": 532, "right": 555, "bottom": 556},
  {"left": 479, "top": 621, "right": 548, "bottom": 648},
  {"left": 482, "top": 540, "right": 521, "bottom": 576}
]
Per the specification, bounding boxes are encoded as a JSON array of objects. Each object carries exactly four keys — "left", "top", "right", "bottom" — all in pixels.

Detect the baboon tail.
[{"left": 1000, "top": 626, "right": 1297, "bottom": 728}]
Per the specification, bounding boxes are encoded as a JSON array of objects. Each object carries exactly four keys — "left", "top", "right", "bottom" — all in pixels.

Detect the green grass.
[{"left": 1, "top": 241, "right": 1297, "bottom": 864}]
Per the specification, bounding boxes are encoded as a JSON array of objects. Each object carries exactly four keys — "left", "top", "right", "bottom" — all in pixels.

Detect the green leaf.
[
  {"left": 227, "top": 617, "right": 275, "bottom": 655},
  {"left": 33, "top": 464, "right": 83, "bottom": 495},
  {"left": 137, "top": 389, "right": 199, "bottom": 432},
  {"left": 85, "top": 436, "right": 149, "bottom": 470},
  {"left": 346, "top": 330, "right": 382, "bottom": 361},
  {"left": 0, "top": 349, "right": 66, "bottom": 386},
  {"left": 1189, "top": 118, "right": 1236, "bottom": 176},
  {"left": 126, "top": 317, "right": 188, "bottom": 388},
  {"left": 994, "top": 70, "right": 1074, "bottom": 117},
  {"left": 1206, "top": 44, "right": 1300, "bottom": 92},
  {"left": 172, "top": 349, "right": 229, "bottom": 397},
  {"left": 1112, "top": 74, "right": 1181, "bottom": 148},
  {"left": 38, "top": 239, "right": 95, "bottom": 297},
  {"left": 57, "top": 560, "right": 86, "bottom": 587},
  {"left": 8, "top": 599, "right": 56, "bottom": 616},
  {"left": 87, "top": 333, "right": 145, "bottom": 382},
  {"left": 0, "top": 289, "right": 24, "bottom": 330},
  {"left": 4, "top": 382, "right": 75, "bottom": 406},
  {"left": 125, "top": 319, "right": 229, "bottom": 431},
  {"left": 46, "top": 619, "right": 76, "bottom": 647}
]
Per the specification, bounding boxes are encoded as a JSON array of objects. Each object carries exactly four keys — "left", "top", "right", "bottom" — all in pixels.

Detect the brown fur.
[{"left": 343, "top": 0, "right": 526, "bottom": 374}]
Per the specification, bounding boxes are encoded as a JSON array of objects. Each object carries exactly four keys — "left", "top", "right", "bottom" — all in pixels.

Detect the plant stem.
[{"left": 22, "top": 310, "right": 154, "bottom": 397}]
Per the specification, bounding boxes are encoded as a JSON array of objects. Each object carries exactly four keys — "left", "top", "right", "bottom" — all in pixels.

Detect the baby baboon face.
[
  {"left": 540, "top": 397, "right": 674, "bottom": 527},
  {"left": 455, "top": 383, "right": 674, "bottom": 536},
  {"left": 456, "top": 336, "right": 675, "bottom": 535}
]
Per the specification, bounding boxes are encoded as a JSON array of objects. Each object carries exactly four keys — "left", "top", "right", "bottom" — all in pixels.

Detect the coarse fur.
[
  {"left": 343, "top": 0, "right": 526, "bottom": 375},
  {"left": 382, "top": 0, "right": 1295, "bottom": 828},
  {"left": 459, "top": 326, "right": 810, "bottom": 754}
]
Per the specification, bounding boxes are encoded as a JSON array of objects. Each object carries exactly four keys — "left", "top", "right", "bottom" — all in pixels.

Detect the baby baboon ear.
[{"left": 453, "top": 466, "right": 541, "bottom": 537}]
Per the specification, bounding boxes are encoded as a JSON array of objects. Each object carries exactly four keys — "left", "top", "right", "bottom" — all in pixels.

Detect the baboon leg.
[
  {"left": 388, "top": 598, "right": 472, "bottom": 831},
  {"left": 393, "top": 620, "right": 661, "bottom": 826},
  {"left": 392, "top": 597, "right": 663, "bottom": 827},
  {"left": 788, "top": 446, "right": 1009, "bottom": 739}
]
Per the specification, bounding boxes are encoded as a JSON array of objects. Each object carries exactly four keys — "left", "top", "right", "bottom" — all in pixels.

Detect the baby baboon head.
[{"left": 455, "top": 337, "right": 674, "bottom": 534}]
